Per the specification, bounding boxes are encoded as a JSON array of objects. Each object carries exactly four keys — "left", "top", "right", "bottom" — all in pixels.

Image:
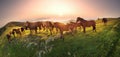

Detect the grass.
[{"left": 0, "top": 19, "right": 120, "bottom": 57}]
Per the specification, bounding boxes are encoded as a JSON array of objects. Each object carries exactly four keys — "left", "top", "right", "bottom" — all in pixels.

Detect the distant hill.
[
  {"left": 5, "top": 22, "right": 25, "bottom": 27},
  {"left": 0, "top": 22, "right": 25, "bottom": 36}
]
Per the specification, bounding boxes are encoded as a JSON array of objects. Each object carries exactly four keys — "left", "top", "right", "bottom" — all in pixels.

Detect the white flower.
[{"left": 68, "top": 52, "right": 71, "bottom": 55}]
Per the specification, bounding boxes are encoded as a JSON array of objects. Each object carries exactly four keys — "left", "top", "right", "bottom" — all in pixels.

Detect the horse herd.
[{"left": 6, "top": 17, "right": 108, "bottom": 43}]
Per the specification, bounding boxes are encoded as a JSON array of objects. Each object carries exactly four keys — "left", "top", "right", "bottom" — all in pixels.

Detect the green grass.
[{"left": 0, "top": 19, "right": 120, "bottom": 57}]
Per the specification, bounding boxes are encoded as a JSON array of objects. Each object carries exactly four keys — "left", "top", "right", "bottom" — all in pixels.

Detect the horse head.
[
  {"left": 26, "top": 21, "right": 30, "bottom": 26},
  {"left": 76, "top": 17, "right": 84, "bottom": 23},
  {"left": 24, "top": 21, "right": 30, "bottom": 30},
  {"left": 102, "top": 18, "right": 107, "bottom": 23}
]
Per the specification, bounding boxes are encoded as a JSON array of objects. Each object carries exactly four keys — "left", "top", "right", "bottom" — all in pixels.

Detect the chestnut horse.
[
  {"left": 25, "top": 21, "right": 38, "bottom": 34},
  {"left": 102, "top": 18, "right": 108, "bottom": 25},
  {"left": 67, "top": 22, "right": 81, "bottom": 32},
  {"left": 53, "top": 22, "right": 78, "bottom": 40},
  {"left": 42, "top": 21, "right": 54, "bottom": 35},
  {"left": 36, "top": 21, "right": 44, "bottom": 32},
  {"left": 76, "top": 17, "right": 96, "bottom": 33},
  {"left": 25, "top": 21, "right": 54, "bottom": 35},
  {"left": 6, "top": 33, "right": 12, "bottom": 43},
  {"left": 10, "top": 28, "right": 22, "bottom": 37},
  {"left": 20, "top": 27, "right": 25, "bottom": 32}
]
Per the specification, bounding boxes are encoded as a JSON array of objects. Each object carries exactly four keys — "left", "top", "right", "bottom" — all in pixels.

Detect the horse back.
[
  {"left": 82, "top": 20, "right": 96, "bottom": 27},
  {"left": 88, "top": 20, "right": 96, "bottom": 26},
  {"left": 54, "top": 22, "right": 69, "bottom": 31},
  {"left": 27, "top": 22, "right": 38, "bottom": 29}
]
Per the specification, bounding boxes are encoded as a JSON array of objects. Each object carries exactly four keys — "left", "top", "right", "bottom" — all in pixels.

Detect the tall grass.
[{"left": 0, "top": 19, "right": 120, "bottom": 57}]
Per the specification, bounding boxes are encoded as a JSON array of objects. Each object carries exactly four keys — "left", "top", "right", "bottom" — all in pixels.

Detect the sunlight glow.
[
  {"left": 49, "top": 3, "right": 71, "bottom": 16},
  {"left": 41, "top": 0, "right": 74, "bottom": 16}
]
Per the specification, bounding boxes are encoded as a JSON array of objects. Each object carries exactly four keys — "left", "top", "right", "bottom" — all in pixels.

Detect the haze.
[{"left": 0, "top": 0, "right": 120, "bottom": 27}]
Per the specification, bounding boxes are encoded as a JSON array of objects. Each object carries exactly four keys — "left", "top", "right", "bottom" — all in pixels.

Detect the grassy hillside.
[
  {"left": 0, "top": 18, "right": 120, "bottom": 57},
  {"left": 0, "top": 22, "right": 24, "bottom": 36}
]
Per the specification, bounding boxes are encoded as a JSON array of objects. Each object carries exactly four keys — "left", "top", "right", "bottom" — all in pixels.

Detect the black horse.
[{"left": 102, "top": 18, "right": 108, "bottom": 26}]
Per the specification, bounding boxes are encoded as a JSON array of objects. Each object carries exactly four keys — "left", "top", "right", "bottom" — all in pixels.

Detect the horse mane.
[{"left": 77, "top": 17, "right": 86, "bottom": 22}]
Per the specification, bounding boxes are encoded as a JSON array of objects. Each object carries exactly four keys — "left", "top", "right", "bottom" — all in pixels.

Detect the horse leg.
[
  {"left": 51, "top": 27, "right": 54, "bottom": 34},
  {"left": 35, "top": 29, "right": 37, "bottom": 34},
  {"left": 93, "top": 26, "right": 96, "bottom": 32},
  {"left": 95, "top": 26, "right": 96, "bottom": 32},
  {"left": 71, "top": 29, "right": 74, "bottom": 36},
  {"left": 73, "top": 27, "right": 76, "bottom": 33},
  {"left": 19, "top": 32, "right": 22, "bottom": 37},
  {"left": 8, "top": 38, "right": 11, "bottom": 43},
  {"left": 38, "top": 27, "right": 40, "bottom": 33},
  {"left": 60, "top": 30, "right": 64, "bottom": 40},
  {"left": 51, "top": 27, "right": 54, "bottom": 35},
  {"left": 43, "top": 26, "right": 45, "bottom": 31},
  {"left": 104, "top": 23, "right": 107, "bottom": 26},
  {"left": 12, "top": 32, "right": 15, "bottom": 38},
  {"left": 13, "top": 34, "right": 15, "bottom": 38},
  {"left": 7, "top": 36, "right": 11, "bottom": 43},
  {"left": 83, "top": 26, "right": 86, "bottom": 33},
  {"left": 79, "top": 26, "right": 82, "bottom": 32},
  {"left": 39, "top": 26, "right": 42, "bottom": 33},
  {"left": 49, "top": 28, "right": 52, "bottom": 35},
  {"left": 56, "top": 28, "right": 59, "bottom": 34},
  {"left": 30, "top": 30, "right": 32, "bottom": 35}
]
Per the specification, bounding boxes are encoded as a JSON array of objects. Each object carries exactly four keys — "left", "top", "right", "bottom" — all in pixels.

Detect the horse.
[
  {"left": 10, "top": 31, "right": 15, "bottom": 37},
  {"left": 36, "top": 21, "right": 44, "bottom": 31},
  {"left": 10, "top": 28, "right": 22, "bottom": 37},
  {"left": 67, "top": 22, "right": 81, "bottom": 32},
  {"left": 25, "top": 21, "right": 38, "bottom": 34},
  {"left": 76, "top": 17, "right": 96, "bottom": 33},
  {"left": 42, "top": 21, "right": 54, "bottom": 35},
  {"left": 102, "top": 18, "right": 108, "bottom": 26},
  {"left": 53, "top": 22, "right": 78, "bottom": 40},
  {"left": 6, "top": 33, "right": 12, "bottom": 43},
  {"left": 20, "top": 27, "right": 25, "bottom": 32}
]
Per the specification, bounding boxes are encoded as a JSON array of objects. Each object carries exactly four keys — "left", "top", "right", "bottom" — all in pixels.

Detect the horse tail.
[
  {"left": 93, "top": 26, "right": 96, "bottom": 30},
  {"left": 93, "top": 21, "right": 96, "bottom": 31}
]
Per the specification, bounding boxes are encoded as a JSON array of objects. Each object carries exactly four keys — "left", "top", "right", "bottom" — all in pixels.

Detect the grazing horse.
[
  {"left": 36, "top": 21, "right": 44, "bottom": 31},
  {"left": 67, "top": 22, "right": 80, "bottom": 32},
  {"left": 11, "top": 28, "right": 22, "bottom": 37},
  {"left": 67, "top": 22, "right": 81, "bottom": 32},
  {"left": 25, "top": 21, "right": 38, "bottom": 34},
  {"left": 20, "top": 27, "right": 25, "bottom": 32},
  {"left": 102, "top": 18, "right": 108, "bottom": 25},
  {"left": 6, "top": 33, "right": 12, "bottom": 43},
  {"left": 10, "top": 31, "right": 15, "bottom": 37},
  {"left": 42, "top": 21, "right": 54, "bottom": 35},
  {"left": 53, "top": 22, "right": 77, "bottom": 40},
  {"left": 76, "top": 17, "right": 96, "bottom": 33}
]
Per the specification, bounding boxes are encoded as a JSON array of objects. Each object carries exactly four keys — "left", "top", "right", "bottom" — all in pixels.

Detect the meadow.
[{"left": 0, "top": 18, "right": 120, "bottom": 57}]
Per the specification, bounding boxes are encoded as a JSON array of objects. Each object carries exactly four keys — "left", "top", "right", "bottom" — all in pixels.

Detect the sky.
[{"left": 0, "top": 0, "right": 120, "bottom": 27}]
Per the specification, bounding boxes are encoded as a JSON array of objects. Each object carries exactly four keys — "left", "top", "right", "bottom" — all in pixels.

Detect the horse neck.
[{"left": 79, "top": 20, "right": 87, "bottom": 23}]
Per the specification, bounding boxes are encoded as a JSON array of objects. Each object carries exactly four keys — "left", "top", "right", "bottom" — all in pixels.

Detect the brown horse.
[
  {"left": 102, "top": 18, "right": 108, "bottom": 25},
  {"left": 11, "top": 28, "right": 22, "bottom": 37},
  {"left": 36, "top": 21, "right": 44, "bottom": 31},
  {"left": 25, "top": 21, "right": 38, "bottom": 34},
  {"left": 67, "top": 22, "right": 81, "bottom": 32},
  {"left": 6, "top": 33, "right": 12, "bottom": 43},
  {"left": 20, "top": 27, "right": 25, "bottom": 32},
  {"left": 42, "top": 21, "right": 54, "bottom": 35},
  {"left": 10, "top": 31, "right": 15, "bottom": 37},
  {"left": 53, "top": 22, "right": 77, "bottom": 40},
  {"left": 67, "top": 22, "right": 80, "bottom": 31},
  {"left": 76, "top": 17, "right": 96, "bottom": 33}
]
